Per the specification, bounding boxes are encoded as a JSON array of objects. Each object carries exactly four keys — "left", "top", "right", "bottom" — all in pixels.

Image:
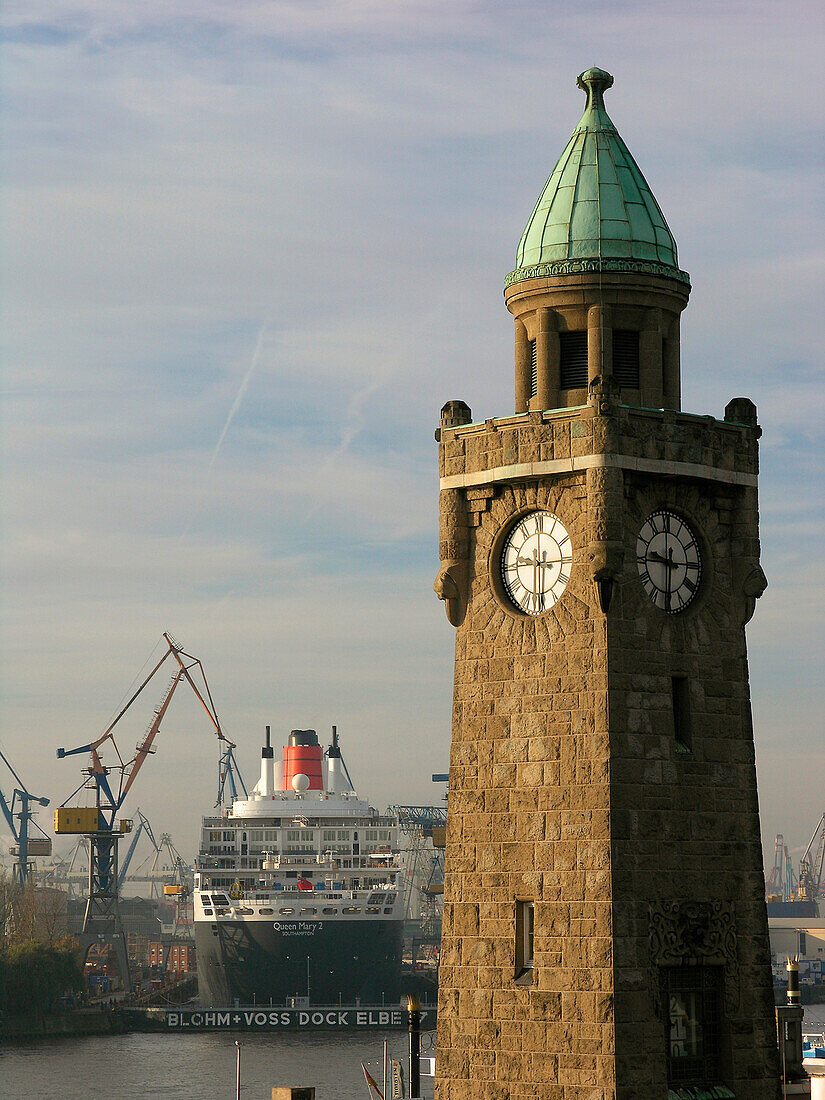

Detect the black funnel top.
[
  {"left": 262, "top": 725, "right": 273, "bottom": 759},
  {"left": 289, "top": 729, "right": 318, "bottom": 747},
  {"left": 328, "top": 725, "right": 341, "bottom": 759}
]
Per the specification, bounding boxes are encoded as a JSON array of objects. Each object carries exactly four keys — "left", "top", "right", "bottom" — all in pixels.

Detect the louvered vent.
[
  {"left": 612, "top": 330, "right": 640, "bottom": 388},
  {"left": 559, "top": 332, "right": 588, "bottom": 389},
  {"left": 529, "top": 340, "right": 537, "bottom": 397}
]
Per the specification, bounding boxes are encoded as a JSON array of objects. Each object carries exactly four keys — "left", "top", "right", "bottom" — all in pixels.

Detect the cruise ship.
[{"left": 193, "top": 727, "right": 404, "bottom": 1007}]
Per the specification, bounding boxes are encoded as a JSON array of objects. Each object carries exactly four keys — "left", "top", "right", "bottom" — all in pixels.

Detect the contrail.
[
  {"left": 182, "top": 323, "right": 267, "bottom": 537},
  {"left": 206, "top": 323, "right": 267, "bottom": 474},
  {"left": 304, "top": 303, "right": 449, "bottom": 521}
]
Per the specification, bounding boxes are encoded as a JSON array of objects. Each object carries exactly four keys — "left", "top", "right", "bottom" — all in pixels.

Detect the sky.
[{"left": 0, "top": 1, "right": 823, "bottom": 874}]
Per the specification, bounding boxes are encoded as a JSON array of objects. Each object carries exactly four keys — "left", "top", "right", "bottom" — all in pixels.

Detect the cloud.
[{"left": 0, "top": 1, "right": 822, "bottom": 866}]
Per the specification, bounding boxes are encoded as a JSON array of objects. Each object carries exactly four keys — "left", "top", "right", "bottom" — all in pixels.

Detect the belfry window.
[
  {"left": 661, "top": 965, "right": 724, "bottom": 1086},
  {"left": 559, "top": 332, "right": 588, "bottom": 389},
  {"left": 529, "top": 340, "right": 537, "bottom": 398},
  {"left": 612, "top": 330, "right": 640, "bottom": 388}
]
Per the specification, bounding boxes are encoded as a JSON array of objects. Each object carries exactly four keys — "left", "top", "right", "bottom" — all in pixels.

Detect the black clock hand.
[{"left": 648, "top": 549, "right": 677, "bottom": 567}]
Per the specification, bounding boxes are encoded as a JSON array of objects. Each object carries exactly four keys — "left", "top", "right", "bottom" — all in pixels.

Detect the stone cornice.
[{"left": 440, "top": 453, "right": 757, "bottom": 491}]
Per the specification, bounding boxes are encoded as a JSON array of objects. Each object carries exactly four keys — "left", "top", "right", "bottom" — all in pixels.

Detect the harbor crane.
[
  {"left": 0, "top": 749, "right": 51, "bottom": 886},
  {"left": 799, "top": 812, "right": 825, "bottom": 903},
  {"left": 55, "top": 632, "right": 234, "bottom": 986},
  {"left": 117, "top": 808, "right": 160, "bottom": 891},
  {"left": 766, "top": 833, "right": 798, "bottom": 902},
  {"left": 217, "top": 741, "right": 248, "bottom": 807}
]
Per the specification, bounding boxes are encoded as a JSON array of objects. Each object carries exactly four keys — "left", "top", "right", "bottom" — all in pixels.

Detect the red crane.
[{"left": 55, "top": 632, "right": 237, "bottom": 989}]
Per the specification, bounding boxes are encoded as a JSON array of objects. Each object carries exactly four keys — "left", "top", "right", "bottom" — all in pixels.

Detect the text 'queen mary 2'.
[{"left": 194, "top": 728, "right": 404, "bottom": 1007}]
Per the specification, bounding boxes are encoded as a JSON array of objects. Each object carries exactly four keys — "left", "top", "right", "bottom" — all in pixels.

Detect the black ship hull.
[{"left": 195, "top": 917, "right": 404, "bottom": 1007}]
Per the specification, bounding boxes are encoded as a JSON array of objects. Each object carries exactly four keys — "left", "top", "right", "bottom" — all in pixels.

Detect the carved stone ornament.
[
  {"left": 649, "top": 900, "right": 739, "bottom": 1014},
  {"left": 587, "top": 373, "right": 621, "bottom": 417},
  {"left": 504, "top": 257, "right": 691, "bottom": 288},
  {"left": 434, "top": 563, "right": 467, "bottom": 627},
  {"left": 741, "top": 563, "right": 768, "bottom": 625}
]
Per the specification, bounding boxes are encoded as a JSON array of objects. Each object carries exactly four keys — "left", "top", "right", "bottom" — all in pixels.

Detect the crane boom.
[
  {"left": 120, "top": 671, "right": 183, "bottom": 802},
  {"left": 57, "top": 632, "right": 233, "bottom": 819},
  {"left": 165, "top": 632, "right": 234, "bottom": 746}
]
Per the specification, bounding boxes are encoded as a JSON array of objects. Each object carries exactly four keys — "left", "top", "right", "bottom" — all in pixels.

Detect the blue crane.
[
  {"left": 117, "top": 808, "right": 160, "bottom": 891},
  {"left": 0, "top": 749, "right": 51, "bottom": 886},
  {"left": 217, "top": 743, "right": 247, "bottom": 807}
]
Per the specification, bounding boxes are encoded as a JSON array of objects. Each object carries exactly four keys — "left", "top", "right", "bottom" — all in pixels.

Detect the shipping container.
[
  {"left": 9, "top": 838, "right": 52, "bottom": 856},
  {"left": 54, "top": 807, "right": 103, "bottom": 833}
]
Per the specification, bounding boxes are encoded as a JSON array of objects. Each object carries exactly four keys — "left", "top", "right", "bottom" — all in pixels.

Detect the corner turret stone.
[{"left": 440, "top": 400, "right": 472, "bottom": 429}]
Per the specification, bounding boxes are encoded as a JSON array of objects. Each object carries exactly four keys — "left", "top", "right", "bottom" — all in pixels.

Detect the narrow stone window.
[
  {"left": 612, "top": 330, "right": 640, "bottom": 388},
  {"left": 559, "top": 331, "right": 588, "bottom": 389},
  {"left": 515, "top": 899, "right": 534, "bottom": 980},
  {"left": 661, "top": 965, "right": 725, "bottom": 1087},
  {"left": 672, "top": 676, "right": 692, "bottom": 752},
  {"left": 529, "top": 340, "right": 537, "bottom": 397}
]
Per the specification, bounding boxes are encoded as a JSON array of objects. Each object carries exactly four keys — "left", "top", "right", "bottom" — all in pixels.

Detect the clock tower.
[{"left": 434, "top": 69, "right": 779, "bottom": 1098}]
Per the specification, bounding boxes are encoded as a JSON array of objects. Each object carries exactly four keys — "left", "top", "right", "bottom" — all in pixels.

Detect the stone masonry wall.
[
  {"left": 608, "top": 468, "right": 779, "bottom": 1099},
  {"left": 436, "top": 468, "right": 614, "bottom": 1100},
  {"left": 435, "top": 402, "right": 779, "bottom": 1099}
]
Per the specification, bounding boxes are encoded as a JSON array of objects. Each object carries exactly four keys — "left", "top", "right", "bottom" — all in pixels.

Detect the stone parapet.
[{"left": 438, "top": 404, "right": 759, "bottom": 486}]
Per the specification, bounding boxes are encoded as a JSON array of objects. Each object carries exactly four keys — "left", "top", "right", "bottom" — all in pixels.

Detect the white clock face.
[
  {"left": 500, "top": 511, "right": 572, "bottom": 615},
  {"left": 636, "top": 510, "right": 701, "bottom": 613}
]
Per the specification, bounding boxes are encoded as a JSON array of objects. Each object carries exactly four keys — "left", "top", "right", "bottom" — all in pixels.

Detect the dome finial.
[
  {"left": 506, "top": 66, "right": 690, "bottom": 289},
  {"left": 577, "top": 66, "right": 614, "bottom": 111}
]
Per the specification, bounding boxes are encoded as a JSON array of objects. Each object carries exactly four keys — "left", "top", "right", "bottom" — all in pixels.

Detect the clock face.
[
  {"left": 500, "top": 511, "right": 572, "bottom": 615},
  {"left": 636, "top": 510, "right": 701, "bottom": 613}
]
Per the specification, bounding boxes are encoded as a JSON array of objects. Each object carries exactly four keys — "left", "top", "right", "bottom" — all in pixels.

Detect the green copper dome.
[{"left": 505, "top": 68, "right": 689, "bottom": 288}]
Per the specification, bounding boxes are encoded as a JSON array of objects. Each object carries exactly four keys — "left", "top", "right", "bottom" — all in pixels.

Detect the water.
[{"left": 0, "top": 1030, "right": 436, "bottom": 1099}]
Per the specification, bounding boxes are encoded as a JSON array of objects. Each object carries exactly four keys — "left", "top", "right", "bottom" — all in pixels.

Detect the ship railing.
[
  {"left": 243, "top": 888, "right": 398, "bottom": 903},
  {"left": 242, "top": 892, "right": 350, "bottom": 903},
  {"left": 261, "top": 853, "right": 318, "bottom": 866}
]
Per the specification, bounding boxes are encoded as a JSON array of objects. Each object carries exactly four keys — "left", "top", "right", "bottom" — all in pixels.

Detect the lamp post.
[
  {"left": 407, "top": 994, "right": 421, "bottom": 1099},
  {"left": 235, "top": 1040, "right": 242, "bottom": 1100}
]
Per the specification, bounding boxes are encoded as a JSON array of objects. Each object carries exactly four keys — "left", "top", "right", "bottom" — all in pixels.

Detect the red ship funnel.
[{"left": 283, "top": 729, "right": 323, "bottom": 790}]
